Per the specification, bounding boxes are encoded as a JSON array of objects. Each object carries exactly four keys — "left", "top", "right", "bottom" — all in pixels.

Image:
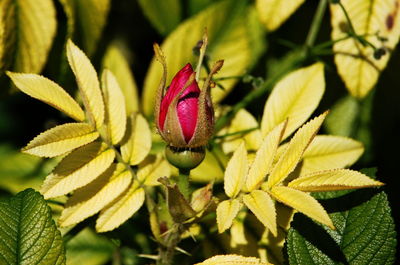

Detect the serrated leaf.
[
  {"left": 66, "top": 228, "right": 115, "bottom": 265},
  {"left": 288, "top": 169, "right": 383, "bottom": 192},
  {"left": 331, "top": 0, "right": 400, "bottom": 98},
  {"left": 246, "top": 122, "right": 285, "bottom": 191},
  {"left": 6, "top": 0, "right": 56, "bottom": 74},
  {"left": 261, "top": 63, "right": 325, "bottom": 141},
  {"left": 96, "top": 182, "right": 145, "bottom": 232},
  {"left": 102, "top": 41, "right": 139, "bottom": 115},
  {"left": 195, "top": 254, "right": 272, "bottom": 265},
  {"left": 270, "top": 186, "right": 334, "bottom": 229},
  {"left": 67, "top": 39, "right": 104, "bottom": 128},
  {"left": 243, "top": 190, "right": 277, "bottom": 236},
  {"left": 220, "top": 108, "right": 262, "bottom": 153},
  {"left": 286, "top": 187, "right": 396, "bottom": 264},
  {"left": 256, "top": 0, "right": 305, "bottom": 31},
  {"left": 325, "top": 95, "right": 360, "bottom": 136},
  {"left": 41, "top": 142, "right": 115, "bottom": 199},
  {"left": 73, "top": 0, "right": 110, "bottom": 55},
  {"left": 0, "top": 189, "right": 65, "bottom": 265},
  {"left": 101, "top": 69, "right": 127, "bottom": 145},
  {"left": 137, "top": 0, "right": 181, "bottom": 35},
  {"left": 297, "top": 135, "right": 364, "bottom": 175},
  {"left": 216, "top": 199, "right": 241, "bottom": 233},
  {"left": 7, "top": 72, "right": 85, "bottom": 121},
  {"left": 267, "top": 112, "right": 328, "bottom": 188},
  {"left": 137, "top": 154, "right": 171, "bottom": 186},
  {"left": 224, "top": 142, "right": 248, "bottom": 198},
  {"left": 142, "top": 0, "right": 265, "bottom": 116},
  {"left": 121, "top": 113, "right": 152, "bottom": 165},
  {"left": 59, "top": 165, "right": 132, "bottom": 227},
  {"left": 22, "top": 123, "right": 99, "bottom": 157}
]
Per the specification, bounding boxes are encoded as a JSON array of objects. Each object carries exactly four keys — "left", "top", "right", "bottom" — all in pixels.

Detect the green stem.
[
  {"left": 177, "top": 168, "right": 190, "bottom": 200},
  {"left": 304, "top": 0, "right": 328, "bottom": 54},
  {"left": 157, "top": 224, "right": 183, "bottom": 265}
]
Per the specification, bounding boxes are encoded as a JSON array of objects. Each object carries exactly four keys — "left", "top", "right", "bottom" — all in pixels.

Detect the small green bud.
[{"left": 165, "top": 146, "right": 206, "bottom": 170}]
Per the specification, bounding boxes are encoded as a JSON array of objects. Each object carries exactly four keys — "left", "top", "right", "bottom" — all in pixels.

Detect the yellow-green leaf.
[
  {"left": 261, "top": 63, "right": 325, "bottom": 140},
  {"left": 331, "top": 0, "right": 400, "bottom": 98},
  {"left": 142, "top": 0, "right": 265, "bottom": 116},
  {"left": 246, "top": 122, "right": 286, "bottom": 191},
  {"left": 195, "top": 254, "right": 272, "bottom": 265},
  {"left": 270, "top": 186, "right": 334, "bottom": 229},
  {"left": 256, "top": 0, "right": 305, "bottom": 31},
  {"left": 102, "top": 42, "right": 139, "bottom": 115},
  {"left": 220, "top": 109, "right": 262, "bottom": 153},
  {"left": 41, "top": 142, "right": 115, "bottom": 199},
  {"left": 216, "top": 199, "right": 241, "bottom": 233},
  {"left": 0, "top": 0, "right": 16, "bottom": 71},
  {"left": 67, "top": 39, "right": 104, "bottom": 128},
  {"left": 224, "top": 142, "right": 248, "bottom": 198},
  {"left": 23, "top": 123, "right": 99, "bottom": 157},
  {"left": 59, "top": 165, "right": 132, "bottom": 227},
  {"left": 243, "top": 190, "right": 277, "bottom": 236},
  {"left": 137, "top": 154, "right": 171, "bottom": 186},
  {"left": 96, "top": 182, "right": 145, "bottom": 232},
  {"left": 101, "top": 69, "right": 127, "bottom": 145},
  {"left": 288, "top": 168, "right": 384, "bottom": 192},
  {"left": 12, "top": 0, "right": 56, "bottom": 73},
  {"left": 191, "top": 148, "right": 226, "bottom": 183},
  {"left": 267, "top": 112, "right": 328, "bottom": 188},
  {"left": 299, "top": 135, "right": 364, "bottom": 175},
  {"left": 121, "top": 113, "right": 152, "bottom": 166},
  {"left": 7, "top": 72, "right": 85, "bottom": 121}
]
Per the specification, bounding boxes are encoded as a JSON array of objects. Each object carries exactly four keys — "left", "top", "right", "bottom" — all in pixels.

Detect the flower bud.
[
  {"left": 165, "top": 146, "right": 205, "bottom": 170},
  {"left": 153, "top": 44, "right": 224, "bottom": 149}
]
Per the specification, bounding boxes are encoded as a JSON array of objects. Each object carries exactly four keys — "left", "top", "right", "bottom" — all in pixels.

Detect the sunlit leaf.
[
  {"left": 230, "top": 211, "right": 248, "bottom": 247},
  {"left": 137, "top": 154, "right": 171, "bottom": 186},
  {"left": 216, "top": 199, "right": 241, "bottom": 233},
  {"left": 96, "top": 182, "right": 145, "bottom": 232},
  {"left": 224, "top": 142, "right": 248, "bottom": 198},
  {"left": 142, "top": 0, "right": 265, "bottom": 116},
  {"left": 261, "top": 63, "right": 325, "bottom": 140},
  {"left": 101, "top": 69, "right": 127, "bottom": 145},
  {"left": 331, "top": 0, "right": 400, "bottom": 98},
  {"left": 243, "top": 190, "right": 277, "bottom": 236},
  {"left": 59, "top": 165, "right": 132, "bottom": 227},
  {"left": 288, "top": 169, "right": 383, "bottom": 192},
  {"left": 256, "top": 0, "right": 305, "bottom": 31},
  {"left": 121, "top": 113, "right": 152, "bottom": 166},
  {"left": 41, "top": 142, "right": 115, "bottom": 199},
  {"left": 195, "top": 254, "right": 272, "bottom": 265},
  {"left": 8, "top": 0, "right": 56, "bottom": 74},
  {"left": 267, "top": 112, "right": 328, "bottom": 188},
  {"left": 270, "top": 186, "right": 334, "bottom": 229},
  {"left": 191, "top": 146, "right": 227, "bottom": 183},
  {"left": 67, "top": 39, "right": 104, "bottom": 128},
  {"left": 0, "top": 0, "right": 16, "bottom": 72},
  {"left": 246, "top": 121, "right": 286, "bottom": 191},
  {"left": 299, "top": 135, "right": 364, "bottom": 175},
  {"left": 102, "top": 41, "right": 139, "bottom": 115},
  {"left": 137, "top": 0, "right": 181, "bottom": 35},
  {"left": 7, "top": 72, "right": 85, "bottom": 121},
  {"left": 0, "top": 189, "right": 65, "bottom": 265},
  {"left": 22, "top": 123, "right": 98, "bottom": 158},
  {"left": 220, "top": 108, "right": 262, "bottom": 153}
]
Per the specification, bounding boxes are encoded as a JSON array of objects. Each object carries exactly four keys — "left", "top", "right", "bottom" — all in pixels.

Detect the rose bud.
[
  {"left": 153, "top": 44, "right": 223, "bottom": 170},
  {"left": 154, "top": 45, "right": 223, "bottom": 149}
]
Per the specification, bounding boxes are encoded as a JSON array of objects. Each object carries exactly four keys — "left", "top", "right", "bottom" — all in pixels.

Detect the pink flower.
[{"left": 154, "top": 58, "right": 223, "bottom": 148}]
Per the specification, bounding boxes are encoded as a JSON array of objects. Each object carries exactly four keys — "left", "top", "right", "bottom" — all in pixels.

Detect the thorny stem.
[{"left": 157, "top": 224, "right": 184, "bottom": 265}]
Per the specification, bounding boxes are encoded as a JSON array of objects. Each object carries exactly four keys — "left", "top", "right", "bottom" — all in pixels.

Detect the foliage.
[{"left": 0, "top": 0, "right": 398, "bottom": 264}]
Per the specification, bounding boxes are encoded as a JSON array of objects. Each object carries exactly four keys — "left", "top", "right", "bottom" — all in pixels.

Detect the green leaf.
[
  {"left": 66, "top": 228, "right": 116, "bottom": 265},
  {"left": 0, "top": 189, "right": 65, "bottom": 265},
  {"left": 137, "top": 0, "right": 181, "bottom": 35},
  {"left": 325, "top": 96, "right": 360, "bottom": 137},
  {"left": 286, "top": 185, "right": 396, "bottom": 264},
  {"left": 142, "top": 0, "right": 265, "bottom": 116}
]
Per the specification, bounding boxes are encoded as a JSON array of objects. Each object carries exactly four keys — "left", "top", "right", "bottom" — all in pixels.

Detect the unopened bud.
[{"left": 165, "top": 146, "right": 206, "bottom": 170}]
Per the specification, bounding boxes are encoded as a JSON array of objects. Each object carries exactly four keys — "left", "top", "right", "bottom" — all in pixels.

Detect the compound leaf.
[
  {"left": 216, "top": 199, "right": 241, "bottom": 233},
  {"left": 224, "top": 142, "right": 248, "bottom": 198}
]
